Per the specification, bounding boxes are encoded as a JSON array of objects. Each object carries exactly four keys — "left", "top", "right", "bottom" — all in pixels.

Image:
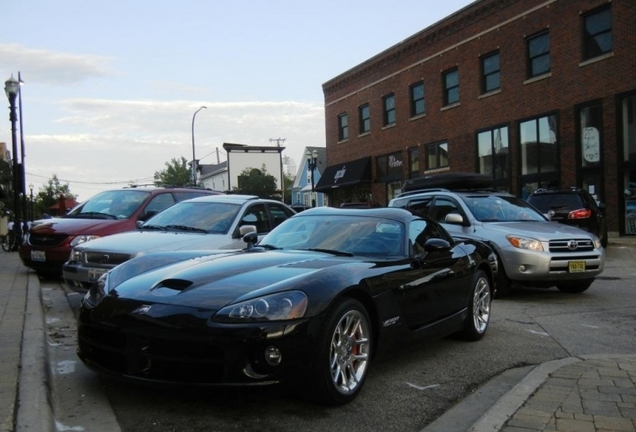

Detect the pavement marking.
[
  {"left": 526, "top": 329, "right": 549, "bottom": 336},
  {"left": 406, "top": 382, "right": 440, "bottom": 390},
  {"left": 580, "top": 324, "right": 599, "bottom": 328}
]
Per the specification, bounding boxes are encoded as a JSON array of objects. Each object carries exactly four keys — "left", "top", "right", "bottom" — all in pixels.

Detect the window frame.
[
  {"left": 582, "top": 5, "right": 612, "bottom": 61},
  {"left": 358, "top": 103, "right": 371, "bottom": 135},
  {"left": 443, "top": 68, "right": 459, "bottom": 106},
  {"left": 383, "top": 93, "right": 396, "bottom": 126},
  {"left": 409, "top": 81, "right": 425, "bottom": 117},
  {"left": 526, "top": 31, "right": 550, "bottom": 79},
  {"left": 338, "top": 113, "right": 349, "bottom": 141},
  {"left": 481, "top": 51, "right": 501, "bottom": 93},
  {"left": 425, "top": 141, "right": 449, "bottom": 171}
]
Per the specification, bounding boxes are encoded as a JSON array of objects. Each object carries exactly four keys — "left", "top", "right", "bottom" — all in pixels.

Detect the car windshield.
[
  {"left": 462, "top": 195, "right": 546, "bottom": 222},
  {"left": 141, "top": 201, "right": 241, "bottom": 234},
  {"left": 67, "top": 190, "right": 150, "bottom": 220},
  {"left": 259, "top": 215, "right": 405, "bottom": 257},
  {"left": 527, "top": 194, "right": 585, "bottom": 213}
]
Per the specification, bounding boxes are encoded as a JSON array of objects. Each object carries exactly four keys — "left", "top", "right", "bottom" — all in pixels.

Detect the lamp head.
[{"left": 4, "top": 75, "right": 19, "bottom": 101}]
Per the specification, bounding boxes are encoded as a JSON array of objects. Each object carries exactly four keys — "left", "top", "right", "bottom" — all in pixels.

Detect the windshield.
[
  {"left": 142, "top": 201, "right": 241, "bottom": 234},
  {"left": 259, "top": 215, "right": 405, "bottom": 257},
  {"left": 67, "top": 190, "right": 150, "bottom": 220},
  {"left": 527, "top": 194, "right": 585, "bottom": 213},
  {"left": 463, "top": 195, "right": 546, "bottom": 222}
]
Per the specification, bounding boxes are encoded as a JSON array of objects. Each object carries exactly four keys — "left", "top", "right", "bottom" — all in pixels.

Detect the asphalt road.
[{"left": 43, "top": 245, "right": 636, "bottom": 432}]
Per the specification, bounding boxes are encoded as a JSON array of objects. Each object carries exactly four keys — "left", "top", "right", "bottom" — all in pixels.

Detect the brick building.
[{"left": 319, "top": 0, "right": 636, "bottom": 237}]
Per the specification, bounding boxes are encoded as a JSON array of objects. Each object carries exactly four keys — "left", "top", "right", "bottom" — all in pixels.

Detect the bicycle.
[{"left": 1, "top": 230, "right": 19, "bottom": 252}]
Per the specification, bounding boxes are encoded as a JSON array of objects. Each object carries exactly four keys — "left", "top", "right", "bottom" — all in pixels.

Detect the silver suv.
[
  {"left": 389, "top": 189, "right": 605, "bottom": 295},
  {"left": 63, "top": 195, "right": 296, "bottom": 290}
]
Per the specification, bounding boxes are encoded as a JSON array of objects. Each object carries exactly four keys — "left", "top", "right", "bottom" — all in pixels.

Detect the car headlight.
[
  {"left": 506, "top": 234, "right": 544, "bottom": 251},
  {"left": 593, "top": 236, "right": 602, "bottom": 249},
  {"left": 83, "top": 273, "right": 109, "bottom": 308},
  {"left": 213, "top": 291, "right": 308, "bottom": 323},
  {"left": 70, "top": 235, "right": 101, "bottom": 247}
]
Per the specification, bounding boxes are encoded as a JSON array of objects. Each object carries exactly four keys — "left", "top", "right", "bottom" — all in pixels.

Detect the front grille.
[
  {"left": 85, "top": 252, "right": 131, "bottom": 265},
  {"left": 29, "top": 233, "right": 68, "bottom": 247},
  {"left": 79, "top": 324, "right": 226, "bottom": 383},
  {"left": 548, "top": 238, "right": 595, "bottom": 253}
]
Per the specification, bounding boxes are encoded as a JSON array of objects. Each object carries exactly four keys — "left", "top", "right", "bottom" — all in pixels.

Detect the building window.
[
  {"left": 583, "top": 5, "right": 612, "bottom": 61},
  {"left": 338, "top": 113, "right": 348, "bottom": 141},
  {"left": 477, "top": 126, "right": 509, "bottom": 180},
  {"left": 579, "top": 103, "right": 602, "bottom": 168},
  {"left": 425, "top": 142, "right": 449, "bottom": 170},
  {"left": 443, "top": 68, "right": 459, "bottom": 105},
  {"left": 527, "top": 31, "right": 550, "bottom": 78},
  {"left": 519, "top": 114, "right": 559, "bottom": 198},
  {"left": 359, "top": 104, "right": 370, "bottom": 134},
  {"left": 481, "top": 51, "right": 500, "bottom": 93},
  {"left": 408, "top": 147, "right": 419, "bottom": 178},
  {"left": 383, "top": 93, "right": 396, "bottom": 126},
  {"left": 621, "top": 95, "right": 636, "bottom": 163},
  {"left": 410, "top": 82, "right": 425, "bottom": 117}
]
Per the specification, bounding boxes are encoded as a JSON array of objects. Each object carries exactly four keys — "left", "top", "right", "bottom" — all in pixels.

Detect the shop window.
[
  {"left": 425, "top": 142, "right": 449, "bottom": 170},
  {"left": 408, "top": 147, "right": 419, "bottom": 179},
  {"left": 477, "top": 126, "right": 509, "bottom": 181},
  {"left": 519, "top": 114, "right": 559, "bottom": 198}
]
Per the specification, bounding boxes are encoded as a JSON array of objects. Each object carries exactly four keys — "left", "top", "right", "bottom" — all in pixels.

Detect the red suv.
[{"left": 20, "top": 186, "right": 221, "bottom": 277}]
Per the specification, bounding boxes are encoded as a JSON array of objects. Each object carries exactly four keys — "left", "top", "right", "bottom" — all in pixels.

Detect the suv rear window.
[{"left": 527, "top": 193, "right": 586, "bottom": 213}]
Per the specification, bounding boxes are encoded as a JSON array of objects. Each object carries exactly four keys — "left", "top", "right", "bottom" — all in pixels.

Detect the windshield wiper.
[
  {"left": 141, "top": 224, "right": 169, "bottom": 231},
  {"left": 72, "top": 212, "right": 117, "bottom": 220},
  {"left": 164, "top": 224, "right": 208, "bottom": 233},
  {"left": 257, "top": 244, "right": 281, "bottom": 250},
  {"left": 304, "top": 248, "right": 354, "bottom": 257}
]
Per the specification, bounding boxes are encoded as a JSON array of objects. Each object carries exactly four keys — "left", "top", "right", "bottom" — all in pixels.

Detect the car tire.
[
  {"left": 310, "top": 298, "right": 373, "bottom": 406},
  {"left": 556, "top": 279, "right": 593, "bottom": 293},
  {"left": 457, "top": 270, "right": 492, "bottom": 341}
]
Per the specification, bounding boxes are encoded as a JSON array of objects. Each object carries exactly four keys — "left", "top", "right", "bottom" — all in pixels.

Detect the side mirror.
[
  {"left": 424, "top": 238, "right": 451, "bottom": 253},
  {"left": 445, "top": 213, "right": 468, "bottom": 226},
  {"left": 243, "top": 231, "right": 259, "bottom": 249}
]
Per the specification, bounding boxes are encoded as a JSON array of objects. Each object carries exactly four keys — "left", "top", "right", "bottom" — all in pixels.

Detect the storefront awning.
[{"left": 314, "top": 156, "right": 371, "bottom": 191}]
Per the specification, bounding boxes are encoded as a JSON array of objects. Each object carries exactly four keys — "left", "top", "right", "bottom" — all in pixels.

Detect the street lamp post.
[
  {"left": 191, "top": 106, "right": 207, "bottom": 186},
  {"left": 306, "top": 149, "right": 318, "bottom": 207},
  {"left": 29, "top": 183, "right": 34, "bottom": 221},
  {"left": 5, "top": 75, "right": 21, "bottom": 249}
]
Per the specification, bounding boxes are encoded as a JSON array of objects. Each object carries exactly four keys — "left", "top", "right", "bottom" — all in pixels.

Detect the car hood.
[
  {"left": 77, "top": 230, "right": 236, "bottom": 255},
  {"left": 480, "top": 221, "right": 596, "bottom": 240},
  {"left": 110, "top": 250, "right": 369, "bottom": 311},
  {"left": 30, "top": 217, "right": 128, "bottom": 236}
]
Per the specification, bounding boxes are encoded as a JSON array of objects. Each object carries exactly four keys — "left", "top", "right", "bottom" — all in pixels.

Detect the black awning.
[{"left": 314, "top": 157, "right": 371, "bottom": 191}]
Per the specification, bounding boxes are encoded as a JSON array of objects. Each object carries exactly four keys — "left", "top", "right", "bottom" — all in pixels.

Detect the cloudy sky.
[{"left": 1, "top": 0, "right": 474, "bottom": 201}]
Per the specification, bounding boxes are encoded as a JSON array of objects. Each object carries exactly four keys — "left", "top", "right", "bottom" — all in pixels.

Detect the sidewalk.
[{"left": 1, "top": 241, "right": 636, "bottom": 432}]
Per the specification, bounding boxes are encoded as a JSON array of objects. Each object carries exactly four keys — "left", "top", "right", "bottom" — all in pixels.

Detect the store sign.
[{"left": 582, "top": 127, "right": 600, "bottom": 163}]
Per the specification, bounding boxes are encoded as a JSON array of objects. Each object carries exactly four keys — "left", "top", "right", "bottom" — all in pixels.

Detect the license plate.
[
  {"left": 568, "top": 261, "right": 586, "bottom": 273},
  {"left": 88, "top": 268, "right": 106, "bottom": 282},
  {"left": 31, "top": 250, "right": 46, "bottom": 262}
]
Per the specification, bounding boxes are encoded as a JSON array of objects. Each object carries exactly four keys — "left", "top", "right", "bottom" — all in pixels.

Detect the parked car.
[
  {"left": 526, "top": 187, "right": 608, "bottom": 248},
  {"left": 20, "top": 187, "right": 221, "bottom": 277},
  {"left": 389, "top": 183, "right": 605, "bottom": 296},
  {"left": 76, "top": 207, "right": 497, "bottom": 405},
  {"left": 63, "top": 195, "right": 296, "bottom": 290}
]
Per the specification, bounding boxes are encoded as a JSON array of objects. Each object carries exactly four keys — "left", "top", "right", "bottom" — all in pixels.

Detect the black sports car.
[{"left": 77, "top": 207, "right": 497, "bottom": 405}]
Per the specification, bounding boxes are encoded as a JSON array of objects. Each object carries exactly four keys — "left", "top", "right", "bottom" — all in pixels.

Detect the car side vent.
[{"left": 153, "top": 279, "right": 193, "bottom": 291}]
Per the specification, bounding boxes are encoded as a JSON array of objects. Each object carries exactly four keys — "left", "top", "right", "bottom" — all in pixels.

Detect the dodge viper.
[{"left": 77, "top": 207, "right": 497, "bottom": 405}]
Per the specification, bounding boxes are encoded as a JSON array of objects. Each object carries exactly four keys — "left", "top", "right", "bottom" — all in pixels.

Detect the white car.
[{"left": 62, "top": 195, "right": 295, "bottom": 289}]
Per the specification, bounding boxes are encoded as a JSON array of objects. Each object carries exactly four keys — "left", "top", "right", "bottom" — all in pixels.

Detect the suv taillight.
[{"left": 568, "top": 209, "right": 592, "bottom": 219}]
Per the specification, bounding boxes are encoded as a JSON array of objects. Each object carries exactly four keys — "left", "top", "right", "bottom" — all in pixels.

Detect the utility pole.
[{"left": 269, "top": 138, "right": 286, "bottom": 203}]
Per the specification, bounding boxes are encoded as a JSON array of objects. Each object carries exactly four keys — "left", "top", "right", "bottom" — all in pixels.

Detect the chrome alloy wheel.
[
  {"left": 472, "top": 276, "right": 491, "bottom": 334},
  {"left": 329, "top": 309, "right": 371, "bottom": 395}
]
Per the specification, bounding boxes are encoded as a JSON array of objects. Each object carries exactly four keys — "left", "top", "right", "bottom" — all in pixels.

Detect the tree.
[
  {"left": 34, "top": 175, "right": 77, "bottom": 218},
  {"left": 0, "top": 159, "right": 13, "bottom": 216},
  {"left": 154, "top": 156, "right": 193, "bottom": 187},
  {"left": 233, "top": 165, "right": 280, "bottom": 199},
  {"left": 283, "top": 172, "right": 294, "bottom": 204}
]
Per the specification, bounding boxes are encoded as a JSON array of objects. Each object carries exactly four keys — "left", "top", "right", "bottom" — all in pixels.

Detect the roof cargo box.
[{"left": 402, "top": 172, "right": 494, "bottom": 193}]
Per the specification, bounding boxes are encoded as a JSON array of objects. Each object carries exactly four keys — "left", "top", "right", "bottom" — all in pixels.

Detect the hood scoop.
[{"left": 151, "top": 278, "right": 193, "bottom": 294}]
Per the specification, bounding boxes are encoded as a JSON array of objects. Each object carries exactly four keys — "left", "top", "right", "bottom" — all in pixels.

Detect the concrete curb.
[
  {"left": 16, "top": 272, "right": 54, "bottom": 432},
  {"left": 466, "top": 357, "right": 582, "bottom": 432}
]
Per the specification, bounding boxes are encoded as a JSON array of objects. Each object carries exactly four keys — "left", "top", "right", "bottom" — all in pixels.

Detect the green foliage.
[
  {"left": 34, "top": 175, "right": 77, "bottom": 218},
  {"left": 154, "top": 156, "right": 193, "bottom": 187},
  {"left": 233, "top": 165, "right": 281, "bottom": 199}
]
